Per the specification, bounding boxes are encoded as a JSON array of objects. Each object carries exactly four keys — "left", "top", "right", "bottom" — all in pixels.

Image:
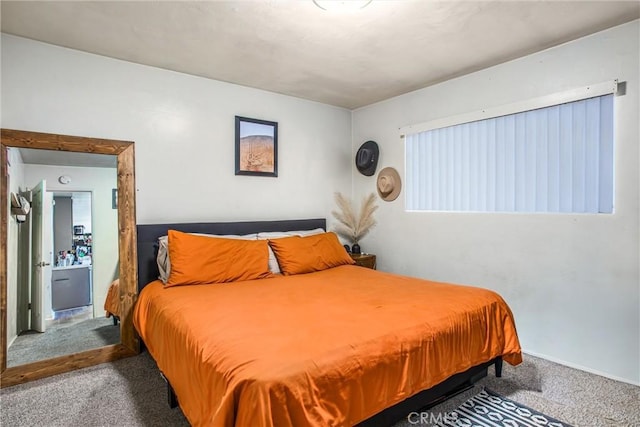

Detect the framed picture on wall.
[{"left": 235, "top": 116, "right": 278, "bottom": 177}]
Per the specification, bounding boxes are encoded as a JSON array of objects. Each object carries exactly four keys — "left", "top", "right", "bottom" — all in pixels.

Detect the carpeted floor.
[
  {"left": 0, "top": 353, "right": 638, "bottom": 427},
  {"left": 6, "top": 317, "right": 120, "bottom": 367}
]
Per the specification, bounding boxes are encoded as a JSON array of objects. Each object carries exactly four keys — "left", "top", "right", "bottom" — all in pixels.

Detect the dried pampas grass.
[{"left": 331, "top": 192, "right": 378, "bottom": 244}]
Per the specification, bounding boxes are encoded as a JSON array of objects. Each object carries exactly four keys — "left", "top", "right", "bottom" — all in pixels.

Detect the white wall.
[
  {"left": 0, "top": 34, "right": 353, "bottom": 226},
  {"left": 24, "top": 165, "right": 118, "bottom": 318},
  {"left": 352, "top": 20, "right": 640, "bottom": 384}
]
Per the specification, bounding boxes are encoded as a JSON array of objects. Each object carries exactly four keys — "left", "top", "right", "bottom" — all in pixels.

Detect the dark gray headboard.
[{"left": 136, "top": 218, "right": 326, "bottom": 291}]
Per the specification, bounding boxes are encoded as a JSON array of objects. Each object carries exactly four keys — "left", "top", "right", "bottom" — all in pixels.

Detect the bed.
[
  {"left": 104, "top": 279, "right": 121, "bottom": 324},
  {"left": 134, "top": 219, "right": 522, "bottom": 427}
]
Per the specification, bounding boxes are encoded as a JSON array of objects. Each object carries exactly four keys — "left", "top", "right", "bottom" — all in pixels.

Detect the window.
[{"left": 404, "top": 85, "right": 615, "bottom": 214}]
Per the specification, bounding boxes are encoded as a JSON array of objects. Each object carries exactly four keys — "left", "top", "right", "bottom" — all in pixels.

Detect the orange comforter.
[
  {"left": 134, "top": 265, "right": 521, "bottom": 427},
  {"left": 104, "top": 279, "right": 120, "bottom": 318}
]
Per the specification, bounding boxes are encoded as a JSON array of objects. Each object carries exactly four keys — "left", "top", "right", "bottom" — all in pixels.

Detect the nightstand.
[{"left": 350, "top": 253, "right": 377, "bottom": 270}]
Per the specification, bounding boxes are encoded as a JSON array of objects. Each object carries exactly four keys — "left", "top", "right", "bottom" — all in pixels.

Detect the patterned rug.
[{"left": 435, "top": 388, "right": 573, "bottom": 427}]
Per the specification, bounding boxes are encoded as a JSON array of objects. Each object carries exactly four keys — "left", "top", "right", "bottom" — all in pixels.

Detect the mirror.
[
  {"left": 6, "top": 161, "right": 119, "bottom": 367},
  {"left": 1, "top": 128, "right": 138, "bottom": 387}
]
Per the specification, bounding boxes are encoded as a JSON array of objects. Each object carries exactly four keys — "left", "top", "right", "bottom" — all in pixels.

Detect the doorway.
[{"left": 50, "top": 191, "right": 94, "bottom": 327}]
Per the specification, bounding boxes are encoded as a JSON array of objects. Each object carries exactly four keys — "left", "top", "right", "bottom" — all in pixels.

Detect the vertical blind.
[{"left": 405, "top": 94, "right": 614, "bottom": 213}]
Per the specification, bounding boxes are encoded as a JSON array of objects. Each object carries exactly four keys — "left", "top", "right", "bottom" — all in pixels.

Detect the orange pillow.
[
  {"left": 268, "top": 232, "right": 355, "bottom": 276},
  {"left": 166, "top": 230, "right": 272, "bottom": 287}
]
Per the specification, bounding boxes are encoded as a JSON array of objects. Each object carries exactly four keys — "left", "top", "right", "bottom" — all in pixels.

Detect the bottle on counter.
[
  {"left": 57, "top": 252, "right": 65, "bottom": 267},
  {"left": 65, "top": 251, "right": 75, "bottom": 266}
]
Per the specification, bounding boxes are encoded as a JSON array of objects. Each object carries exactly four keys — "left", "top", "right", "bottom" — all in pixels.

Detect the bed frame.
[{"left": 136, "top": 218, "right": 502, "bottom": 426}]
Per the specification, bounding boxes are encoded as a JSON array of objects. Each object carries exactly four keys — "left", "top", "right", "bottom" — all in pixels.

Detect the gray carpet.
[
  {"left": 7, "top": 317, "right": 120, "bottom": 367},
  {"left": 0, "top": 353, "right": 638, "bottom": 427}
]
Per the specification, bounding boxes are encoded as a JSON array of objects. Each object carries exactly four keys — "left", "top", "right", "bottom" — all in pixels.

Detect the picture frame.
[{"left": 235, "top": 116, "right": 278, "bottom": 177}]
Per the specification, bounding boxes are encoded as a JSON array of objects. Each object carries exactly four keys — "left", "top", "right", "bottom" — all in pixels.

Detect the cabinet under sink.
[{"left": 51, "top": 265, "right": 92, "bottom": 311}]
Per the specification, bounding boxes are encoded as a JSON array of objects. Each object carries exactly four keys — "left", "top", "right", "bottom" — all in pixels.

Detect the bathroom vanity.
[{"left": 51, "top": 265, "right": 92, "bottom": 311}]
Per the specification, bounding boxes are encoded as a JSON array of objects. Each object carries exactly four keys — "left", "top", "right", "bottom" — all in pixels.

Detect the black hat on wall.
[{"left": 355, "top": 140, "right": 379, "bottom": 176}]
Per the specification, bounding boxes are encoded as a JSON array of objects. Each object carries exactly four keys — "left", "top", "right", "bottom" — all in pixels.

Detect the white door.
[{"left": 30, "top": 180, "right": 53, "bottom": 332}]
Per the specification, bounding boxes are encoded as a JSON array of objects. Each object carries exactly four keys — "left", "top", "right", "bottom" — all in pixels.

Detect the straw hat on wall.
[{"left": 376, "top": 167, "right": 401, "bottom": 202}]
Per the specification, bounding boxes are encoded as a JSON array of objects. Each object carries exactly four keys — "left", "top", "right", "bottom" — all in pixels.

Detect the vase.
[
  {"left": 343, "top": 244, "right": 351, "bottom": 253},
  {"left": 351, "top": 243, "right": 361, "bottom": 254}
]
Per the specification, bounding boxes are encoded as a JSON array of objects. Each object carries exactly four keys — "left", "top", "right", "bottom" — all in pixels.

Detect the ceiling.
[
  {"left": 1, "top": 1, "right": 639, "bottom": 110},
  {"left": 17, "top": 148, "right": 117, "bottom": 168}
]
